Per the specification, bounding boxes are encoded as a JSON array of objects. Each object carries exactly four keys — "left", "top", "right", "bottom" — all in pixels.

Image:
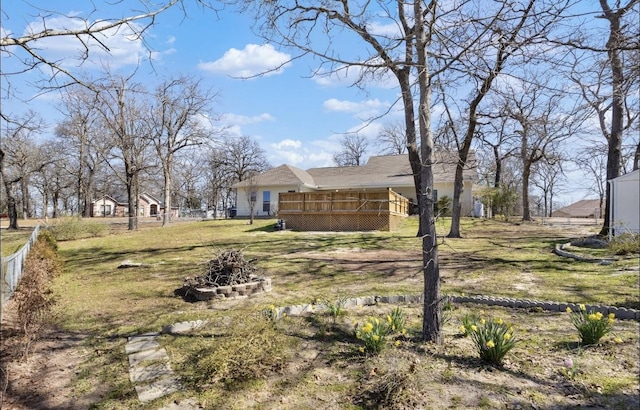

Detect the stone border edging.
[
  {"left": 553, "top": 243, "right": 615, "bottom": 265},
  {"left": 272, "top": 294, "right": 640, "bottom": 321}
]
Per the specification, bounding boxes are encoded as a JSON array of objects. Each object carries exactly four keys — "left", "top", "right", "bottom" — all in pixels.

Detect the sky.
[{"left": 0, "top": 0, "right": 630, "bottom": 207}]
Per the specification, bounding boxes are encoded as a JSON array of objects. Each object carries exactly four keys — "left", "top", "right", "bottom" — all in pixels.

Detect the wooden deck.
[{"left": 277, "top": 189, "right": 409, "bottom": 231}]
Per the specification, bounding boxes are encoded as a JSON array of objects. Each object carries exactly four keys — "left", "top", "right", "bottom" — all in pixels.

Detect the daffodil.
[
  {"left": 459, "top": 326, "right": 466, "bottom": 333},
  {"left": 579, "top": 304, "right": 586, "bottom": 311},
  {"left": 358, "top": 346, "right": 365, "bottom": 353},
  {"left": 566, "top": 307, "right": 572, "bottom": 313},
  {"left": 480, "top": 318, "right": 486, "bottom": 325},
  {"left": 608, "top": 313, "right": 615, "bottom": 319},
  {"left": 394, "top": 340, "right": 401, "bottom": 347},
  {"left": 486, "top": 340, "right": 495, "bottom": 348},
  {"left": 387, "top": 315, "right": 392, "bottom": 323},
  {"left": 471, "top": 325, "right": 478, "bottom": 332},
  {"left": 614, "top": 337, "right": 623, "bottom": 343},
  {"left": 373, "top": 335, "right": 380, "bottom": 342},
  {"left": 504, "top": 333, "right": 511, "bottom": 341},
  {"left": 495, "top": 318, "right": 503, "bottom": 325}
]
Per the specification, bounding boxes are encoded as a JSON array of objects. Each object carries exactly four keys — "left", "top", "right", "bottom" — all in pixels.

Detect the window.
[
  {"left": 263, "top": 191, "right": 271, "bottom": 213},
  {"left": 100, "top": 204, "right": 111, "bottom": 216}
]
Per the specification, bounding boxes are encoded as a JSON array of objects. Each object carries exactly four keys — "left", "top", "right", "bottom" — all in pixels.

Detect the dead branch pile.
[{"left": 185, "top": 249, "right": 260, "bottom": 287}]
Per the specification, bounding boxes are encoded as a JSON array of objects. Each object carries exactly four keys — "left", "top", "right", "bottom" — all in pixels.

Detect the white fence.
[{"left": 1, "top": 225, "right": 41, "bottom": 307}]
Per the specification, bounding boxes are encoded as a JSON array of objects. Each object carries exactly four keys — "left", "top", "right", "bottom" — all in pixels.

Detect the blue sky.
[
  {"left": 2, "top": 1, "right": 630, "bottom": 207},
  {"left": 2, "top": 0, "right": 402, "bottom": 170}
]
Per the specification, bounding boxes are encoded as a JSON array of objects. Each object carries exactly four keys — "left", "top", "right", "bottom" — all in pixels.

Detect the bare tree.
[
  {"left": 0, "top": 111, "right": 46, "bottom": 229},
  {"left": 0, "top": 0, "right": 182, "bottom": 108},
  {"left": 55, "top": 86, "right": 112, "bottom": 217},
  {"left": 376, "top": 122, "right": 407, "bottom": 155},
  {"left": 500, "top": 79, "right": 584, "bottom": 221},
  {"left": 435, "top": 0, "right": 573, "bottom": 238},
  {"left": 563, "top": 0, "right": 639, "bottom": 235},
  {"left": 333, "top": 134, "right": 369, "bottom": 166},
  {"left": 93, "top": 75, "right": 156, "bottom": 230},
  {"left": 575, "top": 141, "right": 609, "bottom": 217},
  {"left": 530, "top": 153, "right": 567, "bottom": 217},
  {"left": 147, "top": 76, "right": 219, "bottom": 226}
]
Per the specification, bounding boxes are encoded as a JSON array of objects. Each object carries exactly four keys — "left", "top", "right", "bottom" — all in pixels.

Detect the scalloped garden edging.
[
  {"left": 553, "top": 242, "right": 616, "bottom": 264},
  {"left": 175, "top": 276, "right": 272, "bottom": 302},
  {"left": 270, "top": 294, "right": 640, "bottom": 321}
]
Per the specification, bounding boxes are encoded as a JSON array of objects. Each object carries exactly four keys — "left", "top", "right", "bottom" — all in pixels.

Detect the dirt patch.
[{"left": 0, "top": 303, "right": 102, "bottom": 410}]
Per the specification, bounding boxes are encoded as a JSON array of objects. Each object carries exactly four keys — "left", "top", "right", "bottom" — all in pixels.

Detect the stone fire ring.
[{"left": 184, "top": 277, "right": 272, "bottom": 301}]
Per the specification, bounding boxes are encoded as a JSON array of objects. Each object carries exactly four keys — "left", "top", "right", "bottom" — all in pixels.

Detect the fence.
[{"left": 1, "top": 225, "right": 41, "bottom": 309}]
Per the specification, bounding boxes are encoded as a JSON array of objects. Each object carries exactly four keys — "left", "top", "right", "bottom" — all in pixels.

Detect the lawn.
[{"left": 3, "top": 216, "right": 639, "bottom": 409}]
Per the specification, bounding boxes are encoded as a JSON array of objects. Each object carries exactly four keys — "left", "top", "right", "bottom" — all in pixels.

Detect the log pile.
[{"left": 183, "top": 249, "right": 261, "bottom": 288}]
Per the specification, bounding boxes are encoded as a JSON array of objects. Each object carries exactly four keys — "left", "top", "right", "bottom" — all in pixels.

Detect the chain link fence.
[{"left": 1, "top": 225, "right": 41, "bottom": 320}]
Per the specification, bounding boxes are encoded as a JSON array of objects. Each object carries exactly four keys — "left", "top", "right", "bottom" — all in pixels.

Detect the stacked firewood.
[{"left": 185, "top": 249, "right": 260, "bottom": 287}]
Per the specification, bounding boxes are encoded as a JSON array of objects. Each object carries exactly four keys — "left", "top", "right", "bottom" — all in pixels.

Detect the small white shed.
[{"left": 609, "top": 169, "right": 640, "bottom": 236}]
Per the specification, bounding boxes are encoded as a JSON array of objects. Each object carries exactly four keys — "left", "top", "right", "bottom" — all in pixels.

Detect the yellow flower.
[
  {"left": 374, "top": 318, "right": 380, "bottom": 325},
  {"left": 362, "top": 323, "right": 373, "bottom": 333},
  {"left": 401, "top": 329, "right": 407, "bottom": 335},
  {"left": 480, "top": 319, "right": 486, "bottom": 325},
  {"left": 356, "top": 331, "right": 361, "bottom": 339},
  {"left": 269, "top": 304, "right": 275, "bottom": 310},
  {"left": 358, "top": 346, "right": 365, "bottom": 353},
  {"left": 459, "top": 326, "right": 466, "bottom": 333},
  {"left": 595, "top": 312, "right": 603, "bottom": 320},
  {"left": 387, "top": 315, "right": 392, "bottom": 323},
  {"left": 394, "top": 340, "right": 401, "bottom": 347},
  {"left": 614, "top": 337, "right": 623, "bottom": 343},
  {"left": 608, "top": 318, "right": 615, "bottom": 324},
  {"left": 471, "top": 325, "right": 478, "bottom": 332},
  {"left": 608, "top": 313, "right": 615, "bottom": 319},
  {"left": 373, "top": 335, "right": 380, "bottom": 342},
  {"left": 566, "top": 307, "right": 572, "bottom": 313},
  {"left": 392, "top": 325, "right": 396, "bottom": 331},
  {"left": 486, "top": 340, "right": 495, "bottom": 348},
  {"left": 495, "top": 318, "right": 503, "bottom": 325},
  {"left": 509, "top": 326, "right": 514, "bottom": 333},
  {"left": 504, "top": 333, "right": 511, "bottom": 341},
  {"left": 579, "top": 304, "right": 586, "bottom": 311},
  {"left": 588, "top": 313, "right": 597, "bottom": 321}
]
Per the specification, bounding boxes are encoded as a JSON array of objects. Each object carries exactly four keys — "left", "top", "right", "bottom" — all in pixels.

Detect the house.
[
  {"left": 90, "top": 192, "right": 179, "bottom": 218},
  {"left": 551, "top": 199, "right": 603, "bottom": 219},
  {"left": 232, "top": 152, "right": 478, "bottom": 218},
  {"left": 609, "top": 169, "right": 640, "bottom": 235}
]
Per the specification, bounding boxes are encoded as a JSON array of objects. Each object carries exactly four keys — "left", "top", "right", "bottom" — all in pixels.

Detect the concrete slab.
[
  {"left": 126, "top": 338, "right": 161, "bottom": 354},
  {"left": 135, "top": 376, "right": 182, "bottom": 403},
  {"left": 128, "top": 348, "right": 169, "bottom": 367},
  {"left": 130, "top": 361, "right": 173, "bottom": 383}
]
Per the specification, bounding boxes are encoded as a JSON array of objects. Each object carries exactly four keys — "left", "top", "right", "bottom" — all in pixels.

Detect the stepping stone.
[
  {"left": 126, "top": 338, "right": 160, "bottom": 354},
  {"left": 128, "top": 348, "right": 169, "bottom": 367},
  {"left": 128, "top": 333, "right": 160, "bottom": 343},
  {"left": 135, "top": 375, "right": 182, "bottom": 403},
  {"left": 130, "top": 361, "right": 174, "bottom": 383},
  {"left": 161, "top": 320, "right": 209, "bottom": 335}
]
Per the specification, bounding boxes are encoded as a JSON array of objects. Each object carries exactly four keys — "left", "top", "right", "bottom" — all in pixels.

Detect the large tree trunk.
[
  {"left": 522, "top": 164, "right": 532, "bottom": 221},
  {"left": 598, "top": 0, "right": 626, "bottom": 236}
]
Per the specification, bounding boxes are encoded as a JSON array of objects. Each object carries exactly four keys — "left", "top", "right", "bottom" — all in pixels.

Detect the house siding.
[{"left": 610, "top": 169, "right": 640, "bottom": 235}]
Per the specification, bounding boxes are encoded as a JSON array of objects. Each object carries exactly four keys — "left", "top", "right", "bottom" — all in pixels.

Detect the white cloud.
[
  {"left": 323, "top": 98, "right": 389, "bottom": 119},
  {"left": 198, "top": 44, "right": 291, "bottom": 77},
  {"left": 222, "top": 112, "right": 275, "bottom": 125},
  {"left": 272, "top": 139, "right": 302, "bottom": 150}
]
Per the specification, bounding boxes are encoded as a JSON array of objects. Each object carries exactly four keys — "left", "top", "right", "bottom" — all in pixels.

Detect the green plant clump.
[
  {"left": 567, "top": 304, "right": 615, "bottom": 345},
  {"left": 356, "top": 317, "right": 387, "bottom": 354},
  {"left": 466, "top": 317, "right": 517, "bottom": 366},
  {"left": 609, "top": 232, "right": 640, "bottom": 255},
  {"left": 47, "top": 217, "right": 109, "bottom": 241}
]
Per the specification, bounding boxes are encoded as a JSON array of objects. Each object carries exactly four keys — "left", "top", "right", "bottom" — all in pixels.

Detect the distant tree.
[
  {"left": 0, "top": 111, "right": 46, "bottom": 229},
  {"left": 377, "top": 122, "right": 407, "bottom": 155},
  {"left": 530, "top": 153, "right": 567, "bottom": 217},
  {"left": 147, "top": 75, "right": 219, "bottom": 226},
  {"left": 575, "top": 142, "right": 609, "bottom": 218},
  {"left": 218, "top": 135, "right": 270, "bottom": 183},
  {"left": 333, "top": 134, "right": 369, "bottom": 166},
  {"left": 563, "top": 0, "right": 639, "bottom": 235}
]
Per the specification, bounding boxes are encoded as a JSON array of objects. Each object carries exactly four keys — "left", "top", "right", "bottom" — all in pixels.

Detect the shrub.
[
  {"left": 356, "top": 317, "right": 387, "bottom": 354},
  {"left": 609, "top": 233, "right": 640, "bottom": 255},
  {"left": 459, "top": 313, "right": 481, "bottom": 337},
  {"left": 567, "top": 304, "right": 615, "bottom": 345},
  {"left": 47, "top": 217, "right": 109, "bottom": 241},
  {"left": 468, "top": 317, "right": 517, "bottom": 366},
  {"left": 12, "top": 232, "right": 62, "bottom": 358}
]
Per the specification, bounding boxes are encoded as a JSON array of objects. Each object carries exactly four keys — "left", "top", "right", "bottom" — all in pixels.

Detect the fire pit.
[{"left": 174, "top": 249, "right": 272, "bottom": 302}]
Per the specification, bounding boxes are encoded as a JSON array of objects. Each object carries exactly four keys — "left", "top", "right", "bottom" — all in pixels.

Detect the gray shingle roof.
[{"left": 234, "top": 152, "right": 477, "bottom": 189}]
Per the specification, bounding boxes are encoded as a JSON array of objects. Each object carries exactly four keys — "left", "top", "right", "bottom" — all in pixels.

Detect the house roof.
[
  {"left": 552, "top": 199, "right": 602, "bottom": 217},
  {"left": 233, "top": 152, "right": 477, "bottom": 189}
]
